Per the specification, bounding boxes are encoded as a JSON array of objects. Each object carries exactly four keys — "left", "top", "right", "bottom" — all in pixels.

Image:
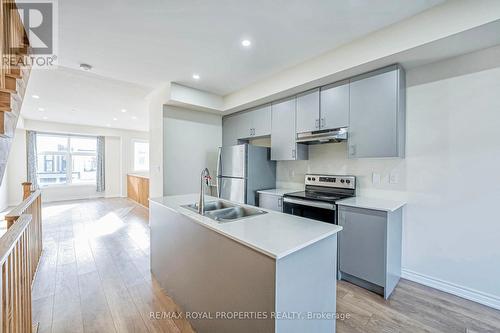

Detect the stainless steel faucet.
[{"left": 198, "top": 168, "right": 211, "bottom": 214}]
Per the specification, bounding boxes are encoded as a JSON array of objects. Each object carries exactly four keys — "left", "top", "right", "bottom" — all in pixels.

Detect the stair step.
[
  {"left": 0, "top": 87, "right": 16, "bottom": 94},
  {"left": 5, "top": 75, "right": 17, "bottom": 92},
  {"left": 6, "top": 72, "right": 22, "bottom": 80}
]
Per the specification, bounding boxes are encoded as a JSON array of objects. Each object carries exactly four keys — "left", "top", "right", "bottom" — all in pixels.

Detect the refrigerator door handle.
[{"left": 216, "top": 147, "right": 222, "bottom": 198}]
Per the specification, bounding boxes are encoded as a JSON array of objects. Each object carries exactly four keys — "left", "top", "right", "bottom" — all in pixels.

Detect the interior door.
[
  {"left": 219, "top": 177, "right": 246, "bottom": 204},
  {"left": 220, "top": 144, "right": 246, "bottom": 178}
]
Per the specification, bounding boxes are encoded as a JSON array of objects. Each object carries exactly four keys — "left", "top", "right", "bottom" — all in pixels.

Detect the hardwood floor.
[
  {"left": 32, "top": 198, "right": 194, "bottom": 333},
  {"left": 32, "top": 198, "right": 500, "bottom": 333}
]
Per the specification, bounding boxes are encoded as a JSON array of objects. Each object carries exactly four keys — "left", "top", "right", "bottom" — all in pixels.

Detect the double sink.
[{"left": 182, "top": 200, "right": 267, "bottom": 223}]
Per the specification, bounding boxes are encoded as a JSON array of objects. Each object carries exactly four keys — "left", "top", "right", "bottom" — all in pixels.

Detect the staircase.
[{"left": 0, "top": 0, "right": 32, "bottom": 184}]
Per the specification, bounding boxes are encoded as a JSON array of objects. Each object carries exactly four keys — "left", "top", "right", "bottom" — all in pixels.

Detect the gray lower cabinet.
[
  {"left": 258, "top": 192, "right": 284, "bottom": 212},
  {"left": 337, "top": 205, "right": 402, "bottom": 299},
  {"left": 348, "top": 65, "right": 406, "bottom": 158},
  {"left": 296, "top": 88, "right": 320, "bottom": 133},
  {"left": 320, "top": 80, "right": 349, "bottom": 130},
  {"left": 271, "top": 97, "right": 308, "bottom": 161}
]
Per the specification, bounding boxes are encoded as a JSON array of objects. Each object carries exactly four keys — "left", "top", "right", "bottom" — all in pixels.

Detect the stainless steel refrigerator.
[{"left": 216, "top": 144, "right": 276, "bottom": 206}]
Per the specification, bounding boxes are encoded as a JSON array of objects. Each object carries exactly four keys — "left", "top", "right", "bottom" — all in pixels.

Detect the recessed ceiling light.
[
  {"left": 38, "top": 107, "right": 45, "bottom": 111},
  {"left": 43, "top": 116, "right": 48, "bottom": 120},
  {"left": 32, "top": 95, "right": 40, "bottom": 99},
  {"left": 192, "top": 74, "right": 200, "bottom": 80},
  {"left": 106, "top": 124, "right": 111, "bottom": 127},
  {"left": 131, "top": 116, "right": 137, "bottom": 120},
  {"left": 241, "top": 39, "right": 251, "bottom": 47},
  {"left": 113, "top": 117, "right": 117, "bottom": 121},
  {"left": 80, "top": 63, "right": 92, "bottom": 71},
  {"left": 121, "top": 109, "right": 127, "bottom": 113}
]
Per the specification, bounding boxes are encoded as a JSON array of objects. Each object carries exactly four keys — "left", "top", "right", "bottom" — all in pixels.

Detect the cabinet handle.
[
  {"left": 278, "top": 197, "right": 283, "bottom": 208},
  {"left": 320, "top": 118, "right": 325, "bottom": 128},
  {"left": 315, "top": 119, "right": 319, "bottom": 129},
  {"left": 292, "top": 149, "right": 296, "bottom": 159},
  {"left": 252, "top": 128, "right": 256, "bottom": 136}
]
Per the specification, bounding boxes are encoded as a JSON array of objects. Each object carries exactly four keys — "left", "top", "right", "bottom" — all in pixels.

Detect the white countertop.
[
  {"left": 256, "top": 188, "right": 298, "bottom": 196},
  {"left": 150, "top": 194, "right": 342, "bottom": 259},
  {"left": 337, "top": 196, "right": 406, "bottom": 212},
  {"left": 128, "top": 173, "right": 149, "bottom": 179}
]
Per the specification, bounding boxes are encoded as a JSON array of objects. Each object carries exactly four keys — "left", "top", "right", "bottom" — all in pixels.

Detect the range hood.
[{"left": 296, "top": 127, "right": 348, "bottom": 145}]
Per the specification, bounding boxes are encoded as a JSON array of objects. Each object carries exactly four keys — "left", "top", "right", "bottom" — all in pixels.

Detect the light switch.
[
  {"left": 390, "top": 171, "right": 399, "bottom": 184},
  {"left": 372, "top": 172, "right": 381, "bottom": 184}
]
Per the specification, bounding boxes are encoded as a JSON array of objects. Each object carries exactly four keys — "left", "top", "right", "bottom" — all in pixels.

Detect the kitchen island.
[{"left": 150, "top": 194, "right": 342, "bottom": 333}]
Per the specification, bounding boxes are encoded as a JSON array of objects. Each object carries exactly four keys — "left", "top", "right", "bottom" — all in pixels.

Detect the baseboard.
[{"left": 402, "top": 269, "right": 500, "bottom": 310}]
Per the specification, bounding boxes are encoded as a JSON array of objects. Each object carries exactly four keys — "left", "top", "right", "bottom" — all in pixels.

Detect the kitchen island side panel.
[
  {"left": 275, "top": 235, "right": 337, "bottom": 333},
  {"left": 150, "top": 202, "right": 276, "bottom": 333}
]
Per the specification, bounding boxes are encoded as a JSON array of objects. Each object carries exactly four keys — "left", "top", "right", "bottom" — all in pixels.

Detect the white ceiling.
[
  {"left": 23, "top": 67, "right": 150, "bottom": 131},
  {"left": 22, "top": 0, "right": 444, "bottom": 130}
]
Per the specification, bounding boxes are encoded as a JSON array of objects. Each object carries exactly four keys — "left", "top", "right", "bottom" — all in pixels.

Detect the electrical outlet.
[
  {"left": 390, "top": 171, "right": 399, "bottom": 184},
  {"left": 372, "top": 172, "right": 381, "bottom": 184}
]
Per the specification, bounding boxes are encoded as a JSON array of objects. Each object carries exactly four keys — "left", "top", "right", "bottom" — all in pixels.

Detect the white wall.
[
  {"left": 7, "top": 129, "right": 27, "bottom": 206},
  {"left": 0, "top": 165, "right": 8, "bottom": 211},
  {"left": 163, "top": 106, "right": 221, "bottom": 195},
  {"left": 147, "top": 84, "right": 170, "bottom": 198},
  {"left": 6, "top": 120, "right": 148, "bottom": 204},
  {"left": 276, "top": 46, "right": 500, "bottom": 308}
]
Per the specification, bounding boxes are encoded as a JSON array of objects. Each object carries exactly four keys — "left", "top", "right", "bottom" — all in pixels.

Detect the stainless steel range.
[{"left": 283, "top": 174, "right": 356, "bottom": 224}]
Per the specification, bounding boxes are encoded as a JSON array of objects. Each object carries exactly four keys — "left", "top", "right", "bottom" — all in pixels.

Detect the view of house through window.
[
  {"left": 37, "top": 133, "right": 98, "bottom": 186},
  {"left": 133, "top": 140, "right": 149, "bottom": 171}
]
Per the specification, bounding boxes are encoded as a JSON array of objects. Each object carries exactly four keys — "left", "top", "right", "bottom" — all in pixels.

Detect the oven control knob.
[
  {"left": 312, "top": 177, "right": 316, "bottom": 181},
  {"left": 307, "top": 177, "right": 311, "bottom": 181},
  {"left": 346, "top": 180, "right": 351, "bottom": 184},
  {"left": 340, "top": 179, "right": 345, "bottom": 183}
]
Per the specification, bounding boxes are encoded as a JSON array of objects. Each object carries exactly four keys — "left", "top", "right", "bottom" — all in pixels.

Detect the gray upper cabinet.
[
  {"left": 320, "top": 80, "right": 349, "bottom": 130},
  {"left": 296, "top": 88, "right": 320, "bottom": 133},
  {"left": 271, "top": 97, "right": 308, "bottom": 161},
  {"left": 251, "top": 104, "right": 272, "bottom": 137},
  {"left": 222, "top": 115, "right": 239, "bottom": 147},
  {"left": 349, "top": 65, "right": 405, "bottom": 158},
  {"left": 222, "top": 104, "right": 272, "bottom": 146}
]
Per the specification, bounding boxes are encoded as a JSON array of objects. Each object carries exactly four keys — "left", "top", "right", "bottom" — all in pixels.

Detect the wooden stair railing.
[
  {"left": 0, "top": 182, "right": 43, "bottom": 332},
  {"left": 1, "top": 0, "right": 32, "bottom": 187},
  {"left": 0, "top": 214, "right": 33, "bottom": 332}
]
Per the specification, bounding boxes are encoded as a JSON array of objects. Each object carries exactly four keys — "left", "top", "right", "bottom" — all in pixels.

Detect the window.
[
  {"left": 36, "top": 133, "right": 98, "bottom": 186},
  {"left": 133, "top": 140, "right": 149, "bottom": 171}
]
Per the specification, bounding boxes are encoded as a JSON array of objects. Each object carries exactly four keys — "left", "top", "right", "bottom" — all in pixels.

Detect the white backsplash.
[{"left": 276, "top": 141, "right": 407, "bottom": 199}]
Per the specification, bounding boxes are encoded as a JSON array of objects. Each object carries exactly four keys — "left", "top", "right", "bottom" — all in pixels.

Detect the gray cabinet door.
[
  {"left": 236, "top": 111, "right": 253, "bottom": 139},
  {"left": 296, "top": 88, "right": 320, "bottom": 134},
  {"left": 349, "top": 66, "right": 403, "bottom": 158},
  {"left": 258, "top": 193, "right": 283, "bottom": 212},
  {"left": 338, "top": 206, "right": 386, "bottom": 286},
  {"left": 252, "top": 104, "right": 272, "bottom": 137},
  {"left": 222, "top": 116, "right": 238, "bottom": 147},
  {"left": 320, "top": 80, "right": 349, "bottom": 130},
  {"left": 271, "top": 97, "right": 297, "bottom": 161}
]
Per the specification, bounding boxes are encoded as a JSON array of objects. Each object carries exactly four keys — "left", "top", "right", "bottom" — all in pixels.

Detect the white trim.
[{"left": 402, "top": 269, "right": 500, "bottom": 310}]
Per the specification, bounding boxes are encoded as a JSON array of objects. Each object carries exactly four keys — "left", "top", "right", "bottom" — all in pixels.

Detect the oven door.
[{"left": 283, "top": 197, "right": 337, "bottom": 224}]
